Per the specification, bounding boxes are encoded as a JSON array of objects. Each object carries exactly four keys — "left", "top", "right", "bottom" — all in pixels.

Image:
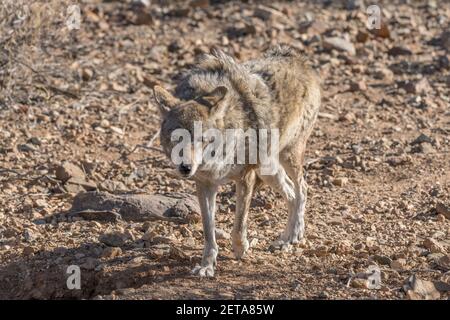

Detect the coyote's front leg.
[
  {"left": 232, "top": 169, "right": 257, "bottom": 260},
  {"left": 192, "top": 182, "right": 218, "bottom": 277}
]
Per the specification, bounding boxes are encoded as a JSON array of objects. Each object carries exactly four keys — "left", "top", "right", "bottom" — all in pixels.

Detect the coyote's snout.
[{"left": 153, "top": 45, "right": 321, "bottom": 277}]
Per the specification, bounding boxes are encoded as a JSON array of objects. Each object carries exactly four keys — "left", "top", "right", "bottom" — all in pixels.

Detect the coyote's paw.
[
  {"left": 232, "top": 238, "right": 249, "bottom": 260},
  {"left": 192, "top": 264, "right": 215, "bottom": 277}
]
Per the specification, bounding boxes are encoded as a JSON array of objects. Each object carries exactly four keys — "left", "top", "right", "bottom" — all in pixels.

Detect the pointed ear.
[
  {"left": 153, "top": 86, "right": 179, "bottom": 116},
  {"left": 202, "top": 86, "right": 228, "bottom": 116}
]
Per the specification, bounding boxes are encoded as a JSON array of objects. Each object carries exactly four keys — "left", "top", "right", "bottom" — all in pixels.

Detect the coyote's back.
[{"left": 245, "top": 45, "right": 321, "bottom": 150}]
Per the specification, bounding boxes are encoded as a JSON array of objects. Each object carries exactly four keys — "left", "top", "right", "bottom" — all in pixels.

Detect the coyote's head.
[{"left": 153, "top": 85, "right": 229, "bottom": 178}]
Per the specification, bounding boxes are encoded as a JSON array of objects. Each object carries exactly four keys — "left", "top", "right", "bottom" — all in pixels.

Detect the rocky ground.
[{"left": 0, "top": 0, "right": 449, "bottom": 299}]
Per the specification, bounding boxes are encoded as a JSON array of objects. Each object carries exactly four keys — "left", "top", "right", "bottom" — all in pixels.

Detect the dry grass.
[{"left": 0, "top": 0, "right": 75, "bottom": 108}]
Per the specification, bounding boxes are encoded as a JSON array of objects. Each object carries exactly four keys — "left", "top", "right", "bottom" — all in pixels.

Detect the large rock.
[{"left": 66, "top": 191, "right": 200, "bottom": 223}]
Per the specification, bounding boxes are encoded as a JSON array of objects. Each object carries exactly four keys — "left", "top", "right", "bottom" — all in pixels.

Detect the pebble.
[
  {"left": 436, "top": 203, "right": 450, "bottom": 219},
  {"left": 390, "top": 259, "right": 406, "bottom": 271},
  {"left": 102, "top": 247, "right": 122, "bottom": 259},
  {"left": 55, "top": 162, "right": 85, "bottom": 182},
  {"left": 323, "top": 37, "right": 356, "bottom": 55},
  {"left": 403, "top": 275, "right": 440, "bottom": 300},
  {"left": 422, "top": 238, "right": 445, "bottom": 254},
  {"left": 371, "top": 254, "right": 392, "bottom": 266},
  {"left": 99, "top": 232, "right": 125, "bottom": 247},
  {"left": 332, "top": 177, "right": 348, "bottom": 187},
  {"left": 215, "top": 228, "right": 231, "bottom": 240}
]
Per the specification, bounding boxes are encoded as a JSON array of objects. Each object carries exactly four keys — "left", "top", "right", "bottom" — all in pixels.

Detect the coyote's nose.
[{"left": 179, "top": 163, "right": 192, "bottom": 176}]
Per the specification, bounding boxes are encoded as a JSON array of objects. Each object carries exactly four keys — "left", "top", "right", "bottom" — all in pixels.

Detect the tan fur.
[{"left": 154, "top": 45, "right": 321, "bottom": 277}]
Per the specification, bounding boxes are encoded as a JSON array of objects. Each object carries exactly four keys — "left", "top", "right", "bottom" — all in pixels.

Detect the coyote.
[{"left": 153, "top": 45, "right": 321, "bottom": 277}]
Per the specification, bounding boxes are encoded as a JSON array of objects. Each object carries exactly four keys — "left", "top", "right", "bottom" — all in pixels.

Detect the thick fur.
[{"left": 154, "top": 45, "right": 321, "bottom": 277}]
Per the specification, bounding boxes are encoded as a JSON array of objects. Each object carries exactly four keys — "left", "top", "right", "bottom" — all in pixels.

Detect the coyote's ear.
[
  {"left": 153, "top": 86, "right": 178, "bottom": 116},
  {"left": 203, "top": 86, "right": 228, "bottom": 116}
]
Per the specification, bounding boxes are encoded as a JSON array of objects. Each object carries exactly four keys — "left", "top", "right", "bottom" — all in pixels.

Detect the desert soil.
[{"left": 0, "top": 0, "right": 449, "bottom": 299}]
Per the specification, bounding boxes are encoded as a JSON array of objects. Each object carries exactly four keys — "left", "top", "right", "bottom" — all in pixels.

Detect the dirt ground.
[{"left": 0, "top": 0, "right": 449, "bottom": 300}]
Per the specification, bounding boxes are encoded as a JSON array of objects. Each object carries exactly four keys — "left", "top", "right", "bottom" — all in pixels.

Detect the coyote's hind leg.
[{"left": 267, "top": 144, "right": 308, "bottom": 251}]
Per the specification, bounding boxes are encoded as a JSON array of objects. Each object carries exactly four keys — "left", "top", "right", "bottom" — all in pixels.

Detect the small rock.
[
  {"left": 388, "top": 46, "right": 412, "bottom": 56},
  {"left": 370, "top": 22, "right": 390, "bottom": 38},
  {"left": 418, "top": 142, "right": 434, "bottom": 154},
  {"left": 135, "top": 10, "right": 153, "bottom": 26},
  {"left": 403, "top": 275, "right": 440, "bottom": 300},
  {"left": 438, "top": 31, "right": 450, "bottom": 50},
  {"left": 436, "top": 203, "right": 450, "bottom": 219},
  {"left": 299, "top": 20, "right": 328, "bottom": 35},
  {"left": 179, "top": 226, "right": 192, "bottom": 237},
  {"left": 100, "top": 119, "right": 110, "bottom": 129},
  {"left": 190, "top": 0, "right": 209, "bottom": 9},
  {"left": 215, "top": 228, "right": 231, "bottom": 240},
  {"left": 411, "top": 133, "right": 433, "bottom": 145},
  {"left": 332, "top": 177, "right": 348, "bottom": 187},
  {"left": 55, "top": 162, "right": 85, "bottom": 182},
  {"left": 23, "top": 228, "right": 37, "bottom": 242},
  {"left": 414, "top": 78, "right": 432, "bottom": 94},
  {"left": 434, "top": 281, "right": 450, "bottom": 293},
  {"left": 422, "top": 238, "right": 445, "bottom": 254},
  {"left": 33, "top": 219, "right": 46, "bottom": 225},
  {"left": 351, "top": 278, "right": 368, "bottom": 289},
  {"left": 356, "top": 30, "right": 369, "bottom": 43},
  {"left": 27, "top": 137, "right": 42, "bottom": 146},
  {"left": 373, "top": 67, "right": 394, "bottom": 83},
  {"left": 110, "top": 126, "right": 124, "bottom": 135},
  {"left": 81, "top": 68, "right": 94, "bottom": 81},
  {"left": 152, "top": 236, "right": 175, "bottom": 244},
  {"left": 169, "top": 246, "right": 190, "bottom": 260},
  {"left": 366, "top": 237, "right": 377, "bottom": 249},
  {"left": 329, "top": 217, "right": 344, "bottom": 226},
  {"left": 75, "top": 252, "right": 85, "bottom": 260},
  {"left": 339, "top": 112, "right": 356, "bottom": 122},
  {"left": 65, "top": 177, "right": 97, "bottom": 192},
  {"left": 254, "top": 5, "right": 289, "bottom": 22},
  {"left": 23, "top": 246, "right": 35, "bottom": 255},
  {"left": 249, "top": 238, "right": 259, "bottom": 248},
  {"left": 81, "top": 257, "right": 98, "bottom": 270},
  {"left": 390, "top": 259, "right": 406, "bottom": 271},
  {"left": 142, "top": 229, "right": 157, "bottom": 241},
  {"left": 99, "top": 180, "right": 129, "bottom": 193},
  {"left": 323, "top": 37, "right": 356, "bottom": 55},
  {"left": 371, "top": 254, "right": 392, "bottom": 266},
  {"left": 436, "top": 255, "right": 449, "bottom": 271},
  {"left": 334, "top": 240, "right": 352, "bottom": 255},
  {"left": 312, "top": 245, "right": 329, "bottom": 257},
  {"left": 102, "top": 247, "right": 122, "bottom": 259},
  {"left": 99, "top": 232, "right": 125, "bottom": 247},
  {"left": 17, "top": 144, "right": 37, "bottom": 153},
  {"left": 400, "top": 78, "right": 431, "bottom": 94},
  {"left": 349, "top": 80, "right": 367, "bottom": 92}
]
